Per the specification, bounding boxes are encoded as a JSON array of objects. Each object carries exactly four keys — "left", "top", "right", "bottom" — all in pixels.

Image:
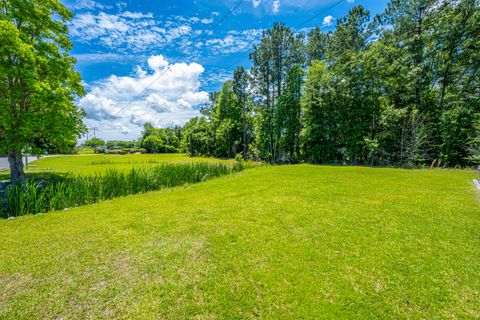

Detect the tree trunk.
[
  {"left": 414, "top": 5, "right": 425, "bottom": 112},
  {"left": 8, "top": 150, "right": 26, "bottom": 183},
  {"left": 243, "top": 113, "right": 247, "bottom": 157},
  {"left": 439, "top": 44, "right": 456, "bottom": 111}
]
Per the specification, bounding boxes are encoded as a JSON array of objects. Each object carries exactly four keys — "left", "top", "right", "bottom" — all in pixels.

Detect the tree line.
[{"left": 179, "top": 0, "right": 480, "bottom": 166}]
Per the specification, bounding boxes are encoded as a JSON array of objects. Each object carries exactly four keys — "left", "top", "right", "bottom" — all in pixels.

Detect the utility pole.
[{"left": 86, "top": 127, "right": 98, "bottom": 140}]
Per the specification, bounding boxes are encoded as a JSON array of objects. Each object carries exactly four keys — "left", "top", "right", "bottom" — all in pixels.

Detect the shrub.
[
  {"left": 106, "top": 149, "right": 126, "bottom": 155},
  {"left": 142, "top": 135, "right": 163, "bottom": 153},
  {"left": 104, "top": 148, "right": 147, "bottom": 155}
]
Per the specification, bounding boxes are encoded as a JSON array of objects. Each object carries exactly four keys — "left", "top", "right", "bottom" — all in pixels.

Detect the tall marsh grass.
[{"left": 1, "top": 162, "right": 242, "bottom": 218}]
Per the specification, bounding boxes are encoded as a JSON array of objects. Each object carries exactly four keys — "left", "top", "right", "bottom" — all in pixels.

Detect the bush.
[
  {"left": 105, "top": 148, "right": 147, "bottom": 155},
  {"left": 142, "top": 135, "right": 163, "bottom": 153},
  {"left": 106, "top": 149, "right": 126, "bottom": 155},
  {"left": 163, "top": 145, "right": 178, "bottom": 153},
  {"left": 106, "top": 141, "right": 138, "bottom": 149},
  {"left": 121, "top": 148, "right": 147, "bottom": 154}
]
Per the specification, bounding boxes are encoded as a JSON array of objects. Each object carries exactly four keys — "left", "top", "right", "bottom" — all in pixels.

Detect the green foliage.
[
  {"left": 301, "top": 61, "right": 338, "bottom": 163},
  {"left": 181, "top": 117, "right": 214, "bottom": 156},
  {"left": 250, "top": 22, "right": 305, "bottom": 163},
  {"left": 182, "top": 72, "right": 255, "bottom": 159},
  {"left": 233, "top": 67, "right": 252, "bottom": 157},
  {"left": 140, "top": 123, "right": 182, "bottom": 153},
  {"left": 306, "top": 27, "right": 330, "bottom": 65},
  {"left": 213, "top": 81, "right": 242, "bottom": 158},
  {"left": 178, "top": 1, "right": 479, "bottom": 167},
  {"left": 105, "top": 148, "right": 147, "bottom": 155},
  {"left": 439, "top": 106, "right": 477, "bottom": 165},
  {"left": 83, "top": 138, "right": 105, "bottom": 148},
  {"left": 106, "top": 140, "right": 139, "bottom": 149},
  {"left": 142, "top": 135, "right": 164, "bottom": 154},
  {"left": 278, "top": 65, "right": 304, "bottom": 162},
  {"left": 0, "top": 0, "right": 85, "bottom": 182}
]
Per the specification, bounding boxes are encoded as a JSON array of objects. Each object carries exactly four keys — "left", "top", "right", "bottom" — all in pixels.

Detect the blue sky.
[{"left": 63, "top": 0, "right": 389, "bottom": 140}]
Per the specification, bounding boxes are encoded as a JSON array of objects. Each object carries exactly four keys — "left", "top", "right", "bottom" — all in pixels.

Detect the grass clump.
[{"left": 1, "top": 162, "right": 241, "bottom": 218}]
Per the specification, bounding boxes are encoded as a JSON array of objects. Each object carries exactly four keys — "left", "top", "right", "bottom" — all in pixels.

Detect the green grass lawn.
[
  {"left": 5, "top": 153, "right": 231, "bottom": 176},
  {"left": 1, "top": 165, "right": 479, "bottom": 319}
]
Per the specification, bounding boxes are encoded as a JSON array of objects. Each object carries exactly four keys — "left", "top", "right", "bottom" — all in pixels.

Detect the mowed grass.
[
  {"left": 15, "top": 153, "right": 231, "bottom": 175},
  {"left": 0, "top": 165, "right": 479, "bottom": 319}
]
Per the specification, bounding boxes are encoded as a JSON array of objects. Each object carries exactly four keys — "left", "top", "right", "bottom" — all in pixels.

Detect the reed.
[{"left": 1, "top": 162, "right": 242, "bottom": 218}]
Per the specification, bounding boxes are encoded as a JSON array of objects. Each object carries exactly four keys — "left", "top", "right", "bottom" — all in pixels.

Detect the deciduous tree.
[{"left": 0, "top": 0, "right": 85, "bottom": 182}]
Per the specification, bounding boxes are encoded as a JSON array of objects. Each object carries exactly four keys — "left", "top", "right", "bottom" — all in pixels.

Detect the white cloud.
[
  {"left": 119, "top": 11, "right": 154, "bottom": 19},
  {"left": 203, "top": 29, "right": 263, "bottom": 55},
  {"left": 273, "top": 0, "right": 280, "bottom": 14},
  {"left": 70, "top": 0, "right": 110, "bottom": 10},
  {"left": 322, "top": 15, "right": 334, "bottom": 26},
  {"left": 147, "top": 55, "right": 169, "bottom": 72},
  {"left": 116, "top": 2, "right": 127, "bottom": 10},
  {"left": 80, "top": 94, "right": 122, "bottom": 121},
  {"left": 73, "top": 53, "right": 144, "bottom": 64},
  {"left": 80, "top": 55, "right": 209, "bottom": 140},
  {"left": 249, "top": 0, "right": 283, "bottom": 14},
  {"left": 347, "top": 0, "right": 355, "bottom": 3},
  {"left": 69, "top": 11, "right": 195, "bottom": 53}
]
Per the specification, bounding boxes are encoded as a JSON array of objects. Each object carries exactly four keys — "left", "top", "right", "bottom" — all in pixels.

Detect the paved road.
[{"left": 0, "top": 157, "right": 38, "bottom": 171}]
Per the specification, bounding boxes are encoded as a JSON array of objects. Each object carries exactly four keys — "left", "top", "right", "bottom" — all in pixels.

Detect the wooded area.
[{"left": 180, "top": 0, "right": 480, "bottom": 166}]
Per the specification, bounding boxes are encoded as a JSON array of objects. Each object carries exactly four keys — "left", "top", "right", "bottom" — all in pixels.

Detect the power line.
[
  {"left": 109, "top": 0, "right": 247, "bottom": 118},
  {"left": 295, "top": 0, "right": 347, "bottom": 30},
  {"left": 214, "top": 0, "right": 348, "bottom": 77},
  {"left": 91, "top": 127, "right": 98, "bottom": 139},
  {"left": 106, "top": 0, "right": 351, "bottom": 124},
  {"left": 124, "top": 0, "right": 278, "bottom": 120},
  {"left": 220, "top": 0, "right": 444, "bottom": 74}
]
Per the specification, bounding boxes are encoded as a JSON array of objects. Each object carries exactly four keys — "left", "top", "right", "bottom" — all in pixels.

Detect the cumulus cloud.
[
  {"left": 252, "top": 0, "right": 261, "bottom": 8},
  {"left": 322, "top": 15, "right": 334, "bottom": 26},
  {"left": 80, "top": 55, "right": 209, "bottom": 139},
  {"left": 147, "top": 55, "right": 169, "bottom": 72}
]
